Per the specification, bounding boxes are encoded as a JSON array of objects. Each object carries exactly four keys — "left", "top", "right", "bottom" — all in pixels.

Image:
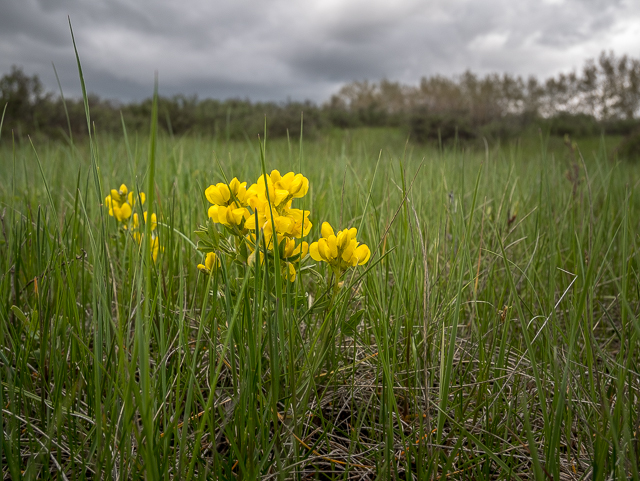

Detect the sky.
[{"left": 1, "top": 0, "right": 639, "bottom": 104}]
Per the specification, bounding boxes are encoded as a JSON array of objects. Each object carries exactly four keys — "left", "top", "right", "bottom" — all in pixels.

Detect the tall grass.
[{"left": 1, "top": 116, "right": 639, "bottom": 479}]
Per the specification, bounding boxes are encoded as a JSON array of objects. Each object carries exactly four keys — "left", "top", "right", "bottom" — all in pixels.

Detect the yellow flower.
[
  {"left": 150, "top": 235, "right": 161, "bottom": 263},
  {"left": 208, "top": 203, "right": 249, "bottom": 227},
  {"left": 245, "top": 203, "right": 312, "bottom": 240},
  {"left": 284, "top": 262, "right": 297, "bottom": 282},
  {"left": 132, "top": 212, "right": 157, "bottom": 231},
  {"left": 250, "top": 174, "right": 287, "bottom": 209},
  {"left": 281, "top": 237, "right": 309, "bottom": 282},
  {"left": 309, "top": 222, "right": 371, "bottom": 273},
  {"left": 283, "top": 237, "right": 309, "bottom": 259},
  {"left": 105, "top": 184, "right": 132, "bottom": 222},
  {"left": 205, "top": 178, "right": 255, "bottom": 207},
  {"left": 205, "top": 183, "right": 231, "bottom": 206},
  {"left": 248, "top": 170, "right": 309, "bottom": 212},
  {"left": 271, "top": 207, "right": 312, "bottom": 238},
  {"left": 128, "top": 191, "right": 146, "bottom": 207},
  {"left": 271, "top": 170, "right": 309, "bottom": 199},
  {"left": 104, "top": 184, "right": 145, "bottom": 223},
  {"left": 245, "top": 233, "right": 307, "bottom": 282},
  {"left": 197, "top": 252, "right": 219, "bottom": 274},
  {"left": 110, "top": 183, "right": 128, "bottom": 204},
  {"left": 132, "top": 232, "right": 161, "bottom": 262},
  {"left": 246, "top": 233, "right": 308, "bottom": 261},
  {"left": 205, "top": 178, "right": 254, "bottom": 228}
]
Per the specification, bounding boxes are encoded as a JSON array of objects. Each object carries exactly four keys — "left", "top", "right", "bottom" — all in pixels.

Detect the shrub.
[
  {"left": 408, "top": 107, "right": 476, "bottom": 144},
  {"left": 614, "top": 127, "right": 640, "bottom": 161},
  {"left": 538, "top": 112, "right": 600, "bottom": 137}
]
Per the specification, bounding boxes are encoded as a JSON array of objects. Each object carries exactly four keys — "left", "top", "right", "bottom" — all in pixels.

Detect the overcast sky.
[{"left": 1, "top": 0, "right": 639, "bottom": 103}]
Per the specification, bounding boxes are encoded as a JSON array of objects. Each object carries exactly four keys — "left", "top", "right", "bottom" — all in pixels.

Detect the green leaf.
[
  {"left": 10, "top": 305, "right": 28, "bottom": 326},
  {"left": 309, "top": 297, "right": 331, "bottom": 314},
  {"left": 341, "top": 309, "right": 364, "bottom": 336}
]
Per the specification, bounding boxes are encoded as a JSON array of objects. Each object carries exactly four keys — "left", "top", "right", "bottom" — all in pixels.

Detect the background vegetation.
[{"left": 3, "top": 51, "right": 640, "bottom": 157}]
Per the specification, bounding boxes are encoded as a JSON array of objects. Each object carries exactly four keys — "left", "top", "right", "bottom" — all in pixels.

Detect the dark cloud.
[
  {"left": 287, "top": 44, "right": 403, "bottom": 83},
  {"left": 0, "top": 0, "right": 638, "bottom": 103},
  {"left": 0, "top": 1, "right": 69, "bottom": 47}
]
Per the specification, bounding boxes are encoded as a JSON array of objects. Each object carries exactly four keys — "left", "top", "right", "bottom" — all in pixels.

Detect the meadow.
[{"left": 1, "top": 104, "right": 640, "bottom": 480}]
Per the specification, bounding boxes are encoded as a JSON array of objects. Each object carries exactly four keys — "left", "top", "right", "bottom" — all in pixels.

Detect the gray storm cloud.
[{"left": 1, "top": 0, "right": 638, "bottom": 102}]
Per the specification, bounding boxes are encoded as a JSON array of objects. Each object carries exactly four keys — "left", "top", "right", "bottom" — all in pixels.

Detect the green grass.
[{"left": 1, "top": 120, "right": 639, "bottom": 480}]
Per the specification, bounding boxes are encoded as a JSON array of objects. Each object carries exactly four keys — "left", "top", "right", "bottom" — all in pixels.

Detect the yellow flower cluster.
[
  {"left": 105, "top": 183, "right": 161, "bottom": 262},
  {"left": 203, "top": 171, "right": 311, "bottom": 281},
  {"left": 205, "top": 178, "right": 253, "bottom": 230},
  {"left": 310, "top": 222, "right": 371, "bottom": 275},
  {"left": 105, "top": 184, "right": 145, "bottom": 223},
  {"left": 199, "top": 170, "right": 371, "bottom": 284},
  {"left": 197, "top": 252, "right": 219, "bottom": 274},
  {"left": 132, "top": 212, "right": 161, "bottom": 263},
  {"left": 244, "top": 171, "right": 311, "bottom": 281}
]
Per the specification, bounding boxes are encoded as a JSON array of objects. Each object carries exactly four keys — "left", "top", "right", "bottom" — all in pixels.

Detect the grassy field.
[{"left": 1, "top": 116, "right": 640, "bottom": 480}]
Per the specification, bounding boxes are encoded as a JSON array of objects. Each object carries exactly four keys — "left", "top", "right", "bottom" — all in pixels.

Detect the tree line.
[{"left": 2, "top": 51, "right": 640, "bottom": 144}]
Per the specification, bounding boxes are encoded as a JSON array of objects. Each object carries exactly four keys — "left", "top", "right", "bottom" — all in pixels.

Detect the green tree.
[{"left": 0, "top": 65, "right": 48, "bottom": 138}]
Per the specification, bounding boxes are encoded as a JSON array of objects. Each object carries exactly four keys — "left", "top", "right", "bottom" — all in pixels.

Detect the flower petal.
[
  {"left": 337, "top": 230, "right": 350, "bottom": 250},
  {"left": 110, "top": 189, "right": 122, "bottom": 204},
  {"left": 321, "top": 222, "right": 334, "bottom": 239},
  {"left": 318, "top": 238, "right": 331, "bottom": 261},
  {"left": 341, "top": 240, "right": 356, "bottom": 263},
  {"left": 327, "top": 235, "right": 338, "bottom": 259},
  {"left": 309, "top": 242, "right": 322, "bottom": 262},
  {"left": 205, "top": 252, "right": 219, "bottom": 271},
  {"left": 287, "top": 262, "right": 296, "bottom": 282},
  {"left": 270, "top": 170, "right": 282, "bottom": 183},
  {"left": 274, "top": 189, "right": 289, "bottom": 206},
  {"left": 118, "top": 203, "right": 132, "bottom": 221},
  {"left": 355, "top": 244, "right": 371, "bottom": 265},
  {"left": 230, "top": 208, "right": 245, "bottom": 225},
  {"left": 208, "top": 205, "right": 220, "bottom": 223}
]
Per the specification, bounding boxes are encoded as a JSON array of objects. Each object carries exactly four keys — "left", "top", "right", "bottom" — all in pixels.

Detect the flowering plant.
[
  {"left": 196, "top": 170, "right": 370, "bottom": 288},
  {"left": 105, "top": 183, "right": 161, "bottom": 262}
]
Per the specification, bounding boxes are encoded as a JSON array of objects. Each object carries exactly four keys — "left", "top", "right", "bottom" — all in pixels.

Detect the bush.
[
  {"left": 479, "top": 111, "right": 538, "bottom": 141},
  {"left": 614, "top": 128, "right": 640, "bottom": 161},
  {"left": 408, "top": 108, "right": 476, "bottom": 144},
  {"left": 539, "top": 112, "right": 600, "bottom": 137},
  {"left": 602, "top": 118, "right": 640, "bottom": 136}
]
